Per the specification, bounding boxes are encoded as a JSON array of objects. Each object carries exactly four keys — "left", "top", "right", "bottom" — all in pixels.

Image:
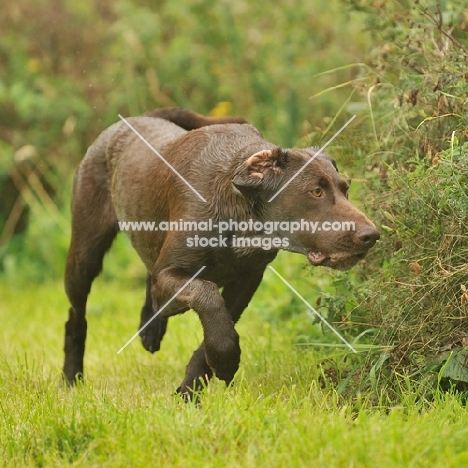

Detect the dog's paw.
[
  {"left": 175, "top": 385, "right": 199, "bottom": 405},
  {"left": 205, "top": 330, "right": 240, "bottom": 384},
  {"left": 175, "top": 376, "right": 209, "bottom": 405},
  {"left": 61, "top": 368, "right": 83, "bottom": 387},
  {"left": 139, "top": 307, "right": 168, "bottom": 353}
]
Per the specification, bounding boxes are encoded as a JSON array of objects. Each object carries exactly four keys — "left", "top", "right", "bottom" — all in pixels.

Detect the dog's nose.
[{"left": 354, "top": 225, "right": 380, "bottom": 247}]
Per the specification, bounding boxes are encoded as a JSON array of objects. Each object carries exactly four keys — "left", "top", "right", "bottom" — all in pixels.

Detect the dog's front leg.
[
  {"left": 176, "top": 267, "right": 269, "bottom": 399},
  {"left": 176, "top": 342, "right": 213, "bottom": 400},
  {"left": 153, "top": 267, "right": 240, "bottom": 385}
]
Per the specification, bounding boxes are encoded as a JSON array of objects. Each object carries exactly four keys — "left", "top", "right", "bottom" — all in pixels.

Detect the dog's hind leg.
[
  {"left": 176, "top": 267, "right": 267, "bottom": 400},
  {"left": 63, "top": 144, "right": 118, "bottom": 384},
  {"left": 139, "top": 273, "right": 168, "bottom": 353}
]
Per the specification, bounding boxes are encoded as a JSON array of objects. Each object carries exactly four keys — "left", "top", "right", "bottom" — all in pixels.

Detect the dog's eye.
[{"left": 311, "top": 188, "right": 323, "bottom": 198}]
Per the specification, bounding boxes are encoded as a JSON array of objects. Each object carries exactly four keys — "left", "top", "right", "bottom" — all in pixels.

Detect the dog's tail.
[{"left": 144, "top": 107, "right": 247, "bottom": 130}]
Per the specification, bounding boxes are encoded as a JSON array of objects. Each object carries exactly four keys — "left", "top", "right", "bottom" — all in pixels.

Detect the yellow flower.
[
  {"left": 209, "top": 101, "right": 233, "bottom": 117},
  {"left": 27, "top": 58, "right": 42, "bottom": 73}
]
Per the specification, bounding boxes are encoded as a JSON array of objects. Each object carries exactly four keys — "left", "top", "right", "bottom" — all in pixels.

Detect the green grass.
[{"left": 1, "top": 264, "right": 468, "bottom": 467}]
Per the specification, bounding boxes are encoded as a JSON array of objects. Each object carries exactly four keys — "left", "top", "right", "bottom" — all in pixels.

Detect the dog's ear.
[{"left": 232, "top": 148, "right": 287, "bottom": 196}]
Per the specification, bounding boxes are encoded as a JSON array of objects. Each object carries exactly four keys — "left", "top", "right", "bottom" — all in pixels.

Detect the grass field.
[{"left": 1, "top": 254, "right": 468, "bottom": 467}]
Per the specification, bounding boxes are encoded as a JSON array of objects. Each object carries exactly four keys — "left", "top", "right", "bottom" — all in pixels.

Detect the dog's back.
[
  {"left": 105, "top": 117, "right": 186, "bottom": 174},
  {"left": 72, "top": 107, "right": 247, "bottom": 218}
]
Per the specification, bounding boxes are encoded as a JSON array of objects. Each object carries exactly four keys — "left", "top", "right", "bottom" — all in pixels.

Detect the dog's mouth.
[
  {"left": 308, "top": 251, "right": 328, "bottom": 265},
  {"left": 307, "top": 251, "right": 367, "bottom": 270}
]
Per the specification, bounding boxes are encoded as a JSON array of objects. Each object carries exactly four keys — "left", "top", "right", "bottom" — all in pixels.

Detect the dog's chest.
[{"left": 201, "top": 247, "right": 277, "bottom": 286}]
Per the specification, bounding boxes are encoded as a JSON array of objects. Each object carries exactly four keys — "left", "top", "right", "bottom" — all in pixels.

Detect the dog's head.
[{"left": 232, "top": 147, "right": 380, "bottom": 270}]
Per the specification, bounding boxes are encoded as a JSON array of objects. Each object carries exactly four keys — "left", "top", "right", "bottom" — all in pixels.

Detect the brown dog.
[{"left": 63, "top": 108, "right": 379, "bottom": 399}]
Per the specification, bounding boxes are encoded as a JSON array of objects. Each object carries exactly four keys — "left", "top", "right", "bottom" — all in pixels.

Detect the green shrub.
[{"left": 314, "top": 0, "right": 468, "bottom": 398}]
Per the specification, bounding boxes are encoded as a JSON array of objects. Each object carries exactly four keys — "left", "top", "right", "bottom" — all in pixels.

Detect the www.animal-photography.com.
[{"left": 1, "top": 1, "right": 468, "bottom": 467}]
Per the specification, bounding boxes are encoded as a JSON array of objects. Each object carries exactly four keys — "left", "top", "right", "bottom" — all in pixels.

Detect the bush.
[{"left": 315, "top": 0, "right": 468, "bottom": 398}]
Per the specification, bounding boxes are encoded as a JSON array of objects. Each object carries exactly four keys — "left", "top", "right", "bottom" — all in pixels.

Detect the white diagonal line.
[
  {"left": 268, "top": 115, "right": 356, "bottom": 202},
  {"left": 268, "top": 266, "right": 357, "bottom": 353},
  {"left": 117, "top": 266, "right": 206, "bottom": 354},
  {"left": 118, "top": 114, "right": 207, "bottom": 202}
]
